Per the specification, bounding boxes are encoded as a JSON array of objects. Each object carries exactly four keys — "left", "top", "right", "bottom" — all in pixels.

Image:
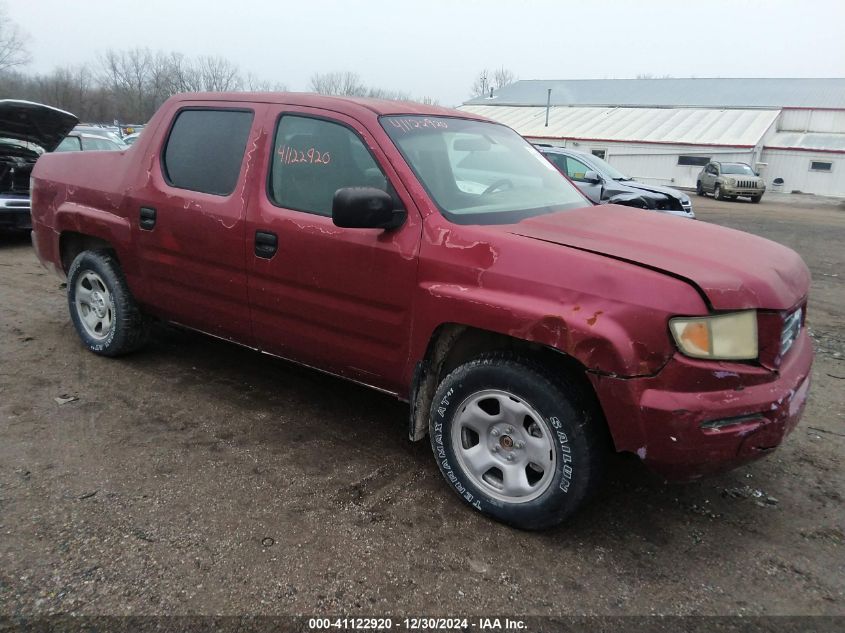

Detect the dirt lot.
[{"left": 1, "top": 194, "right": 843, "bottom": 618}]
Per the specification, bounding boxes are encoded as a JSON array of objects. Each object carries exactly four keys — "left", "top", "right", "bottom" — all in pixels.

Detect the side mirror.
[
  {"left": 332, "top": 187, "right": 405, "bottom": 230},
  {"left": 583, "top": 170, "right": 602, "bottom": 185}
]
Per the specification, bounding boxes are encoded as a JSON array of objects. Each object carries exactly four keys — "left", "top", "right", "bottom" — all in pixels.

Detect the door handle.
[
  {"left": 139, "top": 207, "right": 157, "bottom": 230},
  {"left": 254, "top": 231, "right": 278, "bottom": 259}
]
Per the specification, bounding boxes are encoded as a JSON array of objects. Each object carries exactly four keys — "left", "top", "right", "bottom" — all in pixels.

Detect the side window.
[
  {"left": 162, "top": 109, "right": 254, "bottom": 196},
  {"left": 269, "top": 115, "right": 390, "bottom": 216},
  {"left": 564, "top": 156, "right": 593, "bottom": 182},
  {"left": 55, "top": 136, "right": 81, "bottom": 152},
  {"left": 678, "top": 155, "right": 710, "bottom": 167},
  {"left": 544, "top": 153, "right": 567, "bottom": 172}
]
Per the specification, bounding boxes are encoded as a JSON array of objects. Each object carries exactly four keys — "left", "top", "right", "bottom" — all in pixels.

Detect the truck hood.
[
  {"left": 507, "top": 205, "right": 809, "bottom": 310},
  {"left": 0, "top": 100, "right": 78, "bottom": 153}
]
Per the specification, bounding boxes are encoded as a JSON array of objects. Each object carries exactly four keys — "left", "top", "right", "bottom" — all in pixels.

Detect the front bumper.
[
  {"left": 591, "top": 330, "right": 813, "bottom": 480},
  {"left": 722, "top": 186, "right": 765, "bottom": 197},
  {"left": 0, "top": 197, "right": 32, "bottom": 230},
  {"left": 665, "top": 206, "right": 695, "bottom": 219}
]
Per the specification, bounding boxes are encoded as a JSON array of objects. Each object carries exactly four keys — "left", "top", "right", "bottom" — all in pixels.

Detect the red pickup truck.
[{"left": 30, "top": 93, "right": 813, "bottom": 529}]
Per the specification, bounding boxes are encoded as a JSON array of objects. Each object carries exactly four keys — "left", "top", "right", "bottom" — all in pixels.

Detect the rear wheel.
[
  {"left": 714, "top": 184, "right": 724, "bottom": 201},
  {"left": 696, "top": 181, "right": 704, "bottom": 196},
  {"left": 67, "top": 250, "right": 148, "bottom": 356},
  {"left": 429, "top": 353, "right": 606, "bottom": 530}
]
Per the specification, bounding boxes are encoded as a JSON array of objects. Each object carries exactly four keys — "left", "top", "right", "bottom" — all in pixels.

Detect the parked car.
[
  {"left": 30, "top": 94, "right": 812, "bottom": 529},
  {"left": 73, "top": 125, "right": 127, "bottom": 145},
  {"left": 119, "top": 124, "right": 145, "bottom": 136},
  {"left": 56, "top": 132, "right": 128, "bottom": 152},
  {"left": 0, "top": 100, "right": 77, "bottom": 231},
  {"left": 697, "top": 161, "right": 766, "bottom": 202},
  {"left": 536, "top": 145, "right": 694, "bottom": 218},
  {"left": 122, "top": 132, "right": 141, "bottom": 146}
]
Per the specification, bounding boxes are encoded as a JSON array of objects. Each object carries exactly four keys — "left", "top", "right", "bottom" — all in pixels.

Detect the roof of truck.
[{"left": 169, "top": 92, "right": 481, "bottom": 119}]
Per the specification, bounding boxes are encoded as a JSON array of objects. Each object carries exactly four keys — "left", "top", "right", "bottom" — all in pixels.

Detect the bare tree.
[
  {"left": 196, "top": 56, "right": 242, "bottom": 92},
  {"left": 310, "top": 71, "right": 366, "bottom": 96},
  {"left": 471, "top": 69, "right": 491, "bottom": 97},
  {"left": 309, "top": 70, "right": 436, "bottom": 104},
  {"left": 0, "top": 2, "right": 30, "bottom": 72},
  {"left": 245, "top": 73, "right": 287, "bottom": 92},
  {"left": 492, "top": 67, "right": 515, "bottom": 90},
  {"left": 471, "top": 67, "right": 516, "bottom": 97}
]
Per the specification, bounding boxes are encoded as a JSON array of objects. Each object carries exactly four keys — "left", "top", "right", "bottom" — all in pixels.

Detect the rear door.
[
  {"left": 130, "top": 102, "right": 265, "bottom": 344},
  {"left": 245, "top": 106, "right": 422, "bottom": 394}
]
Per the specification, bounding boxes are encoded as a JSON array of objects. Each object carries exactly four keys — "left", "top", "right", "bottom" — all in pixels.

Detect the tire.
[
  {"left": 429, "top": 353, "right": 607, "bottom": 530},
  {"left": 751, "top": 195, "right": 762, "bottom": 203},
  {"left": 696, "top": 181, "right": 704, "bottom": 196},
  {"left": 67, "top": 250, "right": 148, "bottom": 356},
  {"left": 714, "top": 184, "right": 723, "bottom": 201}
]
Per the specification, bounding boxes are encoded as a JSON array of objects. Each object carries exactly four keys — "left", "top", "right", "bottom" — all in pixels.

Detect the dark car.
[
  {"left": 31, "top": 94, "right": 811, "bottom": 529},
  {"left": 536, "top": 145, "right": 695, "bottom": 218},
  {"left": 0, "top": 100, "right": 77, "bottom": 231}
]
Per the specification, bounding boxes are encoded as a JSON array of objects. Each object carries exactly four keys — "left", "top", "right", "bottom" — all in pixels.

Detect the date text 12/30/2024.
[{"left": 308, "top": 617, "right": 527, "bottom": 630}]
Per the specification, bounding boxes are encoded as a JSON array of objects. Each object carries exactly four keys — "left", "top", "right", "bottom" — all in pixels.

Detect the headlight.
[
  {"left": 669, "top": 311, "right": 758, "bottom": 360},
  {"left": 726, "top": 178, "right": 736, "bottom": 186}
]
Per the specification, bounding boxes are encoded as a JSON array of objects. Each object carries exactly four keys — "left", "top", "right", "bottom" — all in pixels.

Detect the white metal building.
[{"left": 459, "top": 78, "right": 845, "bottom": 196}]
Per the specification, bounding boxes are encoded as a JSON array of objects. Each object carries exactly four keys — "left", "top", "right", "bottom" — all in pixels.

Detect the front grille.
[
  {"left": 780, "top": 307, "right": 803, "bottom": 356},
  {"left": 1, "top": 160, "right": 34, "bottom": 196},
  {"left": 735, "top": 180, "right": 758, "bottom": 189}
]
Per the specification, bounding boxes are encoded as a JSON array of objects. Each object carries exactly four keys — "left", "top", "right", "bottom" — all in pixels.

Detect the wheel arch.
[
  {"left": 408, "top": 323, "right": 607, "bottom": 444},
  {"left": 59, "top": 231, "right": 115, "bottom": 274},
  {"left": 54, "top": 202, "right": 134, "bottom": 274}
]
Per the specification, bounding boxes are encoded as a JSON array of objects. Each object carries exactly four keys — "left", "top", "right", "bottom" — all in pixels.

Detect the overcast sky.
[{"left": 8, "top": 0, "right": 845, "bottom": 107}]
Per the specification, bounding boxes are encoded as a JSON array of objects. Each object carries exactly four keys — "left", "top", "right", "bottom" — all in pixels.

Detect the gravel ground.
[{"left": 1, "top": 194, "right": 843, "bottom": 618}]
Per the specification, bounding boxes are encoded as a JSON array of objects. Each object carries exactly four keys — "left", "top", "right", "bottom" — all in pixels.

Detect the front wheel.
[
  {"left": 429, "top": 354, "right": 607, "bottom": 530},
  {"left": 751, "top": 195, "right": 762, "bottom": 203},
  {"left": 696, "top": 181, "right": 704, "bottom": 196},
  {"left": 67, "top": 250, "right": 148, "bottom": 356},
  {"left": 714, "top": 184, "right": 724, "bottom": 201}
]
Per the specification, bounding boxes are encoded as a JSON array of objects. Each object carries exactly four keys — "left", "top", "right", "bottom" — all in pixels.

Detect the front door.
[
  {"left": 130, "top": 103, "right": 265, "bottom": 345},
  {"left": 559, "top": 154, "right": 604, "bottom": 203},
  {"left": 702, "top": 163, "right": 718, "bottom": 192},
  {"left": 245, "top": 107, "right": 422, "bottom": 394}
]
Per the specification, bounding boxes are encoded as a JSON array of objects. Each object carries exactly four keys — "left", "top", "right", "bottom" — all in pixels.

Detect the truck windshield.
[{"left": 381, "top": 116, "right": 587, "bottom": 224}]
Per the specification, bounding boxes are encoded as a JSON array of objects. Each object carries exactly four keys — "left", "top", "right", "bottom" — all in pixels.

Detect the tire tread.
[
  {"left": 67, "top": 249, "right": 148, "bottom": 356},
  {"left": 430, "top": 351, "right": 607, "bottom": 529}
]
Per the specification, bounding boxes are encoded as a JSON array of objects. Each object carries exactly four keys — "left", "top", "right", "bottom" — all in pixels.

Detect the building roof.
[
  {"left": 764, "top": 131, "right": 845, "bottom": 154},
  {"left": 463, "top": 78, "right": 845, "bottom": 110},
  {"left": 459, "top": 105, "right": 780, "bottom": 148}
]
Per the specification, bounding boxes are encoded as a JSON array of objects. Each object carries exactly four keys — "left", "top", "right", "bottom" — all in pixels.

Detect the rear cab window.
[{"left": 162, "top": 109, "right": 254, "bottom": 196}]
